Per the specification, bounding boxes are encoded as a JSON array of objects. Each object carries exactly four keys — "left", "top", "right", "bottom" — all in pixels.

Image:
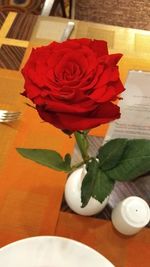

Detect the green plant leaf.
[
  {"left": 81, "top": 158, "right": 114, "bottom": 207},
  {"left": 81, "top": 158, "right": 99, "bottom": 207},
  {"left": 106, "top": 139, "right": 150, "bottom": 181},
  {"left": 64, "top": 153, "right": 72, "bottom": 171},
  {"left": 98, "top": 138, "right": 128, "bottom": 170},
  {"left": 91, "top": 169, "right": 114, "bottom": 203},
  {"left": 16, "top": 148, "right": 70, "bottom": 172}
]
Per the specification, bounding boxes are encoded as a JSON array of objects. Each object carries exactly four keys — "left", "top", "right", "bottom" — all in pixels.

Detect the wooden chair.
[{"left": 41, "top": 0, "right": 73, "bottom": 18}]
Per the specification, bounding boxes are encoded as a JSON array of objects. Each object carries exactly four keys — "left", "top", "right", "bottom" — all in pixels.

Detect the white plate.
[{"left": 0, "top": 236, "right": 115, "bottom": 267}]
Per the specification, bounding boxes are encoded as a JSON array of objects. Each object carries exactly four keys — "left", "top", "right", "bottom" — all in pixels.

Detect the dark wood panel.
[
  {"left": 0, "top": 45, "right": 26, "bottom": 70},
  {"left": 0, "top": 11, "right": 8, "bottom": 29},
  {"left": 0, "top": 1, "right": 44, "bottom": 15},
  {"left": 61, "top": 136, "right": 150, "bottom": 227},
  {"left": 6, "top": 12, "right": 37, "bottom": 40}
]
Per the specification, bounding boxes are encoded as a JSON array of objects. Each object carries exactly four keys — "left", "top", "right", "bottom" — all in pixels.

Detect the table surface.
[{"left": 0, "top": 11, "right": 150, "bottom": 267}]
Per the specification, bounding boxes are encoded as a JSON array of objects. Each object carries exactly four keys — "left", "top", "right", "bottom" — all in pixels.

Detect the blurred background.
[{"left": 0, "top": 0, "right": 150, "bottom": 30}]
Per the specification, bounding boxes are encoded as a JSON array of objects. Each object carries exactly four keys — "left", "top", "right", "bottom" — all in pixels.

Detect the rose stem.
[{"left": 74, "top": 131, "right": 90, "bottom": 163}]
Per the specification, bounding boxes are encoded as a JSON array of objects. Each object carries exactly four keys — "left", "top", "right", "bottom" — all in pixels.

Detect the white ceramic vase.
[{"left": 64, "top": 165, "right": 109, "bottom": 216}]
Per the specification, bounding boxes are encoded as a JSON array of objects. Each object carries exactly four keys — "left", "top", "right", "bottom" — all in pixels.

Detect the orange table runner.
[
  {"left": 56, "top": 212, "right": 150, "bottom": 267},
  {"left": 0, "top": 106, "right": 74, "bottom": 246}
]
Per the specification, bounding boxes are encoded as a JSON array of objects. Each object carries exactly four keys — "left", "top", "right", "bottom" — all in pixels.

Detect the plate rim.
[{"left": 0, "top": 235, "right": 115, "bottom": 267}]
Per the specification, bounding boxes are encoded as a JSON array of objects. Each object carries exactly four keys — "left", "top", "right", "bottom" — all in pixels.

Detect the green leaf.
[
  {"left": 81, "top": 158, "right": 99, "bottom": 207},
  {"left": 91, "top": 169, "right": 114, "bottom": 203},
  {"left": 16, "top": 148, "right": 70, "bottom": 172},
  {"left": 106, "top": 139, "right": 150, "bottom": 181},
  {"left": 64, "top": 153, "right": 72, "bottom": 171},
  {"left": 98, "top": 138, "right": 128, "bottom": 170},
  {"left": 81, "top": 158, "right": 114, "bottom": 207}
]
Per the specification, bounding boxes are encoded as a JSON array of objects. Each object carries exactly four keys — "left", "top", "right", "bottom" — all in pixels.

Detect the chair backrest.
[
  {"left": 41, "top": 0, "right": 55, "bottom": 16},
  {"left": 41, "top": 0, "right": 69, "bottom": 18}
]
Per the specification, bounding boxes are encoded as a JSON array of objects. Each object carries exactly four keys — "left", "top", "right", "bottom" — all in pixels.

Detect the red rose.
[{"left": 22, "top": 38, "right": 124, "bottom": 131}]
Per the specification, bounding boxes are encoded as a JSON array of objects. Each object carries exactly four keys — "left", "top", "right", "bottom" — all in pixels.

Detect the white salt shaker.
[{"left": 111, "top": 196, "right": 150, "bottom": 235}]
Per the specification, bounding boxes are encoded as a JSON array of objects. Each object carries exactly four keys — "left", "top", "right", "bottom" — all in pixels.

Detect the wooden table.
[{"left": 0, "top": 11, "right": 150, "bottom": 267}]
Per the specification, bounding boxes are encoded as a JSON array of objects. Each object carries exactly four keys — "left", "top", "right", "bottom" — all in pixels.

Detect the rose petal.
[
  {"left": 44, "top": 98, "right": 97, "bottom": 113},
  {"left": 101, "top": 53, "right": 123, "bottom": 66},
  {"left": 89, "top": 80, "right": 124, "bottom": 103},
  {"left": 24, "top": 79, "right": 42, "bottom": 99},
  {"left": 37, "top": 102, "right": 120, "bottom": 131},
  {"left": 90, "top": 40, "right": 108, "bottom": 57}
]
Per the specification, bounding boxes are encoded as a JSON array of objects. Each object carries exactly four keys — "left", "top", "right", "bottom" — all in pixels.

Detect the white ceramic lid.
[{"left": 121, "top": 196, "right": 150, "bottom": 227}]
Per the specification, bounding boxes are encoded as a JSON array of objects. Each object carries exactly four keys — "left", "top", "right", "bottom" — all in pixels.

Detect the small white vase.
[{"left": 64, "top": 165, "right": 109, "bottom": 216}]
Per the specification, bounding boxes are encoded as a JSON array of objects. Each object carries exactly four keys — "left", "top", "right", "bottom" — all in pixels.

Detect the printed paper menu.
[{"left": 104, "top": 70, "right": 150, "bottom": 142}]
